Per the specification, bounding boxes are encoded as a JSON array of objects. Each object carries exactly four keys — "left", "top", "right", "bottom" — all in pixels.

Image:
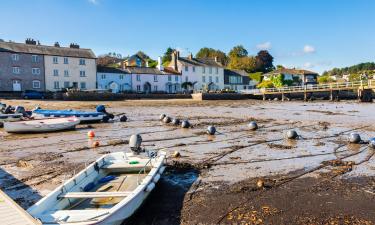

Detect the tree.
[
  {"left": 136, "top": 51, "right": 150, "bottom": 60},
  {"left": 195, "top": 47, "right": 228, "bottom": 65},
  {"left": 255, "top": 50, "right": 274, "bottom": 73},
  {"left": 276, "top": 65, "right": 285, "bottom": 70},
  {"left": 162, "top": 47, "right": 175, "bottom": 66},
  {"left": 228, "top": 45, "right": 248, "bottom": 58},
  {"left": 227, "top": 54, "right": 257, "bottom": 73}
]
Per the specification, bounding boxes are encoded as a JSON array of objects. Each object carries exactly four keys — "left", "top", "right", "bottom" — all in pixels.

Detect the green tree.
[
  {"left": 195, "top": 47, "right": 228, "bottom": 65},
  {"left": 255, "top": 50, "right": 274, "bottom": 73},
  {"left": 228, "top": 45, "right": 248, "bottom": 58},
  {"left": 162, "top": 47, "right": 175, "bottom": 66}
]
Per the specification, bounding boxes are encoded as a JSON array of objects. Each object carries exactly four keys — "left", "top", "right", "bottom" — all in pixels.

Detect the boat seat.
[
  {"left": 102, "top": 163, "right": 152, "bottom": 173},
  {"left": 58, "top": 191, "right": 132, "bottom": 199}
]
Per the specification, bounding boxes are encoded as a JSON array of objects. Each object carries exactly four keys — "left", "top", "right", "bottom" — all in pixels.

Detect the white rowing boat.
[
  {"left": 4, "top": 117, "right": 80, "bottom": 133},
  {"left": 28, "top": 151, "right": 166, "bottom": 225},
  {"left": 0, "top": 113, "right": 23, "bottom": 126}
]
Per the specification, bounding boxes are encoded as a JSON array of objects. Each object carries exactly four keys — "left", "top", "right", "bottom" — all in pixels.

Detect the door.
[
  {"left": 109, "top": 82, "right": 119, "bottom": 93},
  {"left": 12, "top": 80, "right": 21, "bottom": 91}
]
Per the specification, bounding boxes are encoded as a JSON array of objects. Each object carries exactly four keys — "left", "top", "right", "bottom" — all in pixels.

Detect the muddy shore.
[{"left": 0, "top": 99, "right": 374, "bottom": 224}]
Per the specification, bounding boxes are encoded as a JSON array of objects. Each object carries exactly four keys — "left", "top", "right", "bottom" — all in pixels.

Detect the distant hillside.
[{"left": 322, "top": 62, "right": 375, "bottom": 76}]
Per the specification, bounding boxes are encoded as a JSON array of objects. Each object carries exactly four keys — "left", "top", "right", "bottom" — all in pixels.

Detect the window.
[
  {"left": 209, "top": 67, "right": 212, "bottom": 74},
  {"left": 168, "top": 75, "right": 171, "bottom": 81},
  {"left": 12, "top": 67, "right": 20, "bottom": 74},
  {"left": 185, "top": 66, "right": 188, "bottom": 72},
  {"left": 136, "top": 85, "right": 141, "bottom": 92},
  {"left": 64, "top": 70, "right": 69, "bottom": 77},
  {"left": 154, "top": 75, "right": 158, "bottom": 82},
  {"left": 136, "top": 75, "right": 141, "bottom": 81},
  {"left": 32, "top": 80, "right": 41, "bottom": 89},
  {"left": 80, "top": 70, "right": 86, "bottom": 77},
  {"left": 101, "top": 74, "right": 106, "bottom": 79},
  {"left": 54, "top": 81, "right": 59, "bottom": 89},
  {"left": 175, "top": 76, "right": 178, "bottom": 82},
  {"left": 12, "top": 54, "right": 19, "bottom": 61},
  {"left": 202, "top": 67, "right": 205, "bottom": 73},
  {"left": 32, "top": 68, "right": 40, "bottom": 75},
  {"left": 192, "top": 66, "right": 195, "bottom": 72},
  {"left": 64, "top": 81, "right": 70, "bottom": 88},
  {"left": 80, "top": 82, "right": 86, "bottom": 89},
  {"left": 120, "top": 75, "right": 124, "bottom": 80},
  {"left": 64, "top": 57, "right": 69, "bottom": 64},
  {"left": 215, "top": 67, "right": 218, "bottom": 74},
  {"left": 32, "top": 55, "right": 39, "bottom": 63},
  {"left": 53, "top": 57, "right": 58, "bottom": 64},
  {"left": 53, "top": 69, "right": 59, "bottom": 76},
  {"left": 216, "top": 76, "right": 219, "bottom": 83},
  {"left": 202, "top": 76, "right": 206, "bottom": 83},
  {"left": 79, "top": 59, "right": 86, "bottom": 65},
  {"left": 153, "top": 85, "right": 158, "bottom": 91},
  {"left": 185, "top": 76, "right": 188, "bottom": 82},
  {"left": 209, "top": 76, "right": 212, "bottom": 83}
]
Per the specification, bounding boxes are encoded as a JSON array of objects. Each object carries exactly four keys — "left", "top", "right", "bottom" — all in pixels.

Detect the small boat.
[
  {"left": 28, "top": 150, "right": 166, "bottom": 225},
  {"left": 4, "top": 117, "right": 80, "bottom": 133},
  {"left": 0, "top": 113, "right": 23, "bottom": 127},
  {"left": 33, "top": 109, "right": 104, "bottom": 123}
]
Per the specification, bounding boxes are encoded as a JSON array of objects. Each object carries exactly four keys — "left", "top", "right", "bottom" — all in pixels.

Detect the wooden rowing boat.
[{"left": 28, "top": 151, "right": 166, "bottom": 225}]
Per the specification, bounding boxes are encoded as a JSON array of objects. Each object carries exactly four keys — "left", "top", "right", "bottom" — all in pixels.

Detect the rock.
[
  {"left": 207, "top": 126, "right": 216, "bottom": 135},
  {"left": 181, "top": 120, "right": 190, "bottom": 128},
  {"left": 92, "top": 141, "right": 100, "bottom": 148},
  {"left": 16, "top": 160, "right": 33, "bottom": 168},
  {"left": 286, "top": 130, "right": 298, "bottom": 139},
  {"left": 256, "top": 179, "right": 264, "bottom": 189},
  {"left": 248, "top": 121, "right": 258, "bottom": 131},
  {"left": 349, "top": 133, "right": 361, "bottom": 144},
  {"left": 163, "top": 116, "right": 172, "bottom": 123},
  {"left": 173, "top": 151, "right": 181, "bottom": 158}
]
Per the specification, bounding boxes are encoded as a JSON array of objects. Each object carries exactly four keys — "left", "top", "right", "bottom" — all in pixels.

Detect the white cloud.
[
  {"left": 303, "top": 45, "right": 315, "bottom": 54},
  {"left": 88, "top": 0, "right": 99, "bottom": 4},
  {"left": 256, "top": 42, "right": 272, "bottom": 50}
]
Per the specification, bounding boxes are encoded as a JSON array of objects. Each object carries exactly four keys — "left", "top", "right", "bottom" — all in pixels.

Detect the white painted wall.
[
  {"left": 131, "top": 73, "right": 182, "bottom": 93},
  {"left": 44, "top": 56, "right": 96, "bottom": 91},
  {"left": 97, "top": 72, "right": 132, "bottom": 93}
]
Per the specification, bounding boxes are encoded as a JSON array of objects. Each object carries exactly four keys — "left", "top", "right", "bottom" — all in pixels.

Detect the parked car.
[{"left": 22, "top": 90, "right": 45, "bottom": 99}]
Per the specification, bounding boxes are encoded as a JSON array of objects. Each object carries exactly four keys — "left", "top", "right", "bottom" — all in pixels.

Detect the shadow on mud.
[{"left": 124, "top": 167, "right": 199, "bottom": 225}]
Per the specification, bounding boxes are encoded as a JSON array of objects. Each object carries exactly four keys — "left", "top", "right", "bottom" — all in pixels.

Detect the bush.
[
  {"left": 249, "top": 72, "right": 263, "bottom": 82},
  {"left": 318, "top": 76, "right": 335, "bottom": 83},
  {"left": 257, "top": 80, "right": 274, "bottom": 88}
]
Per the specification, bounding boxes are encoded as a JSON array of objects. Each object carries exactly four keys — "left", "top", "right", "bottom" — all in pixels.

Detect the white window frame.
[
  {"left": 53, "top": 69, "right": 59, "bottom": 76},
  {"left": 120, "top": 75, "right": 124, "bottom": 80},
  {"left": 54, "top": 81, "right": 60, "bottom": 89},
  {"left": 209, "top": 67, "right": 212, "bottom": 74},
  {"left": 185, "top": 76, "right": 188, "bottom": 82},
  {"left": 216, "top": 76, "right": 219, "bottom": 83},
  {"left": 154, "top": 75, "right": 158, "bottom": 82},
  {"left": 12, "top": 54, "right": 19, "bottom": 61},
  {"left": 153, "top": 85, "right": 158, "bottom": 91},
  {"left": 32, "top": 80, "right": 41, "bottom": 89},
  {"left": 32, "top": 55, "right": 39, "bottom": 63},
  {"left": 64, "top": 81, "right": 70, "bottom": 88},
  {"left": 202, "top": 76, "right": 206, "bottom": 83},
  {"left": 53, "top": 56, "right": 58, "bottom": 64},
  {"left": 32, "top": 68, "right": 40, "bottom": 75},
  {"left": 79, "top": 59, "right": 86, "bottom": 65},
  {"left": 202, "top": 67, "right": 205, "bottom": 73},
  {"left": 64, "top": 70, "right": 69, "bottom": 77},
  {"left": 175, "top": 75, "right": 178, "bottom": 82},
  {"left": 80, "top": 70, "right": 86, "bottom": 77},
  {"left": 101, "top": 74, "right": 106, "bottom": 79},
  {"left": 136, "top": 74, "right": 141, "bottom": 81},
  {"left": 80, "top": 82, "right": 86, "bottom": 89},
  {"left": 168, "top": 75, "right": 171, "bottom": 81},
  {"left": 136, "top": 85, "right": 141, "bottom": 91},
  {"left": 64, "top": 57, "right": 69, "bottom": 64},
  {"left": 185, "top": 66, "right": 188, "bottom": 72},
  {"left": 12, "top": 67, "right": 20, "bottom": 74},
  {"left": 192, "top": 66, "right": 195, "bottom": 72}
]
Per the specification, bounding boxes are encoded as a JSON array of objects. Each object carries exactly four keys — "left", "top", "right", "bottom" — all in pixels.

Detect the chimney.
[
  {"left": 157, "top": 56, "right": 164, "bottom": 71},
  {"left": 70, "top": 43, "right": 80, "bottom": 49},
  {"left": 171, "top": 51, "right": 178, "bottom": 71},
  {"left": 145, "top": 60, "right": 149, "bottom": 68},
  {"left": 25, "top": 38, "right": 37, "bottom": 45},
  {"left": 214, "top": 56, "right": 218, "bottom": 63},
  {"left": 188, "top": 53, "right": 193, "bottom": 60},
  {"left": 54, "top": 42, "right": 60, "bottom": 47}
]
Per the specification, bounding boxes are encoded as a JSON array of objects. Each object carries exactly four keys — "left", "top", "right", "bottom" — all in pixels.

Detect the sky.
[{"left": 0, "top": 0, "right": 374, "bottom": 73}]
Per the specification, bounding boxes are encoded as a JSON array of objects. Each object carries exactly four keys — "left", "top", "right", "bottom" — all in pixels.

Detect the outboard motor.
[
  {"left": 96, "top": 105, "right": 107, "bottom": 113},
  {"left": 15, "top": 106, "right": 28, "bottom": 117},
  {"left": 96, "top": 105, "right": 114, "bottom": 122},
  {"left": 4, "top": 105, "right": 13, "bottom": 114},
  {"left": 0, "top": 103, "right": 6, "bottom": 112},
  {"left": 129, "top": 134, "right": 143, "bottom": 154}
]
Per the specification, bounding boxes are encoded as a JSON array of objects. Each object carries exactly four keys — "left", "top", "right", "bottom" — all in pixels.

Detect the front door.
[{"left": 12, "top": 80, "right": 21, "bottom": 91}]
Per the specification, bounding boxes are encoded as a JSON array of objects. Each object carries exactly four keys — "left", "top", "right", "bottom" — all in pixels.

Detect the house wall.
[
  {"left": 177, "top": 62, "right": 224, "bottom": 91},
  {"left": 97, "top": 72, "right": 132, "bottom": 93},
  {"left": 131, "top": 73, "right": 182, "bottom": 93},
  {"left": 0, "top": 52, "right": 45, "bottom": 91},
  {"left": 44, "top": 56, "right": 96, "bottom": 91}
]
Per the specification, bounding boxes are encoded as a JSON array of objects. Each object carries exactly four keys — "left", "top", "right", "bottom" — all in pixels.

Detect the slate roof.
[
  {"left": 224, "top": 69, "right": 251, "bottom": 85},
  {"left": 97, "top": 66, "right": 128, "bottom": 74},
  {"left": 0, "top": 41, "right": 96, "bottom": 58},
  {"left": 266, "top": 68, "right": 318, "bottom": 76},
  {"left": 97, "top": 66, "right": 181, "bottom": 75},
  {"left": 178, "top": 57, "right": 223, "bottom": 67}
]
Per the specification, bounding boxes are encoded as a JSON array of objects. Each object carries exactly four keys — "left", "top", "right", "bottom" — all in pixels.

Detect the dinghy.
[
  {"left": 33, "top": 109, "right": 104, "bottom": 123},
  {"left": 4, "top": 117, "right": 80, "bottom": 133},
  {"left": 0, "top": 113, "right": 23, "bottom": 126},
  {"left": 28, "top": 150, "right": 166, "bottom": 225}
]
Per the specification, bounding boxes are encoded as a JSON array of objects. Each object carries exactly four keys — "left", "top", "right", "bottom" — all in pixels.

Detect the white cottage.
[
  {"left": 96, "top": 66, "right": 132, "bottom": 93},
  {"left": 168, "top": 51, "right": 225, "bottom": 92}
]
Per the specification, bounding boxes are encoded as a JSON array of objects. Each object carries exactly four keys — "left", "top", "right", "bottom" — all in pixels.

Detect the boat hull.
[
  {"left": 4, "top": 117, "right": 80, "bottom": 133},
  {"left": 33, "top": 110, "right": 104, "bottom": 123}
]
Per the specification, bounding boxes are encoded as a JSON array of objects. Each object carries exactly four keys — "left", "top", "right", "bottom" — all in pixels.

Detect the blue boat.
[{"left": 33, "top": 109, "right": 105, "bottom": 122}]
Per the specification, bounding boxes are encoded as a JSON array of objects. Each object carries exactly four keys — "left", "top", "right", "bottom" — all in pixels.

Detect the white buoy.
[
  {"left": 349, "top": 133, "right": 361, "bottom": 144},
  {"left": 172, "top": 118, "right": 180, "bottom": 125},
  {"left": 369, "top": 138, "right": 375, "bottom": 148},
  {"left": 163, "top": 116, "right": 171, "bottom": 123},
  {"left": 159, "top": 114, "right": 166, "bottom": 120},
  {"left": 181, "top": 120, "right": 190, "bottom": 128},
  {"left": 207, "top": 126, "right": 216, "bottom": 135},
  {"left": 248, "top": 121, "right": 258, "bottom": 131},
  {"left": 286, "top": 130, "right": 298, "bottom": 139}
]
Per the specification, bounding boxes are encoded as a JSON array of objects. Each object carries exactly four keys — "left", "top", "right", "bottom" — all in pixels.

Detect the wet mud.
[{"left": 0, "top": 99, "right": 374, "bottom": 224}]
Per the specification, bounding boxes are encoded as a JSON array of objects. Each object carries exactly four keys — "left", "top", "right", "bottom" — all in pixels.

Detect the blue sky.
[{"left": 0, "top": 0, "right": 374, "bottom": 73}]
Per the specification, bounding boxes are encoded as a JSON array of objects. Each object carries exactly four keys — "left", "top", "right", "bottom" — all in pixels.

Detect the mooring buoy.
[
  {"left": 172, "top": 118, "right": 180, "bottom": 125},
  {"left": 120, "top": 115, "right": 127, "bottom": 122},
  {"left": 181, "top": 120, "right": 190, "bottom": 128},
  {"left": 248, "top": 121, "right": 258, "bottom": 131},
  {"left": 369, "top": 138, "right": 375, "bottom": 148},
  {"left": 159, "top": 114, "right": 166, "bottom": 120},
  {"left": 163, "top": 116, "right": 172, "bottom": 123},
  {"left": 286, "top": 130, "right": 298, "bottom": 139},
  {"left": 207, "top": 126, "right": 216, "bottom": 135},
  {"left": 349, "top": 133, "right": 361, "bottom": 144}
]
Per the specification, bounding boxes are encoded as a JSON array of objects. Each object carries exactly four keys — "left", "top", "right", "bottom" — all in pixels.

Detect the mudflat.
[{"left": 0, "top": 99, "right": 374, "bottom": 224}]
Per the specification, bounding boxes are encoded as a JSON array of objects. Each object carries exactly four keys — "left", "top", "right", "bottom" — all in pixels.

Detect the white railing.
[{"left": 256, "top": 80, "right": 375, "bottom": 94}]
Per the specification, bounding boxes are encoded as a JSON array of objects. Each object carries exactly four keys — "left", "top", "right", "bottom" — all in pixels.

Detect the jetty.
[
  {"left": 243, "top": 80, "right": 375, "bottom": 102},
  {"left": 0, "top": 189, "right": 40, "bottom": 225}
]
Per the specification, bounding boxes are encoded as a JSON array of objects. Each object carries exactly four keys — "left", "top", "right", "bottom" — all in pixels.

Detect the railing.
[
  {"left": 246, "top": 80, "right": 375, "bottom": 95},
  {"left": 137, "top": 158, "right": 153, "bottom": 185}
]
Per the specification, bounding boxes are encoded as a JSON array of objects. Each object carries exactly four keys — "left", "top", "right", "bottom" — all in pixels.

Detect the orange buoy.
[
  {"left": 88, "top": 130, "right": 95, "bottom": 138},
  {"left": 92, "top": 141, "right": 100, "bottom": 148}
]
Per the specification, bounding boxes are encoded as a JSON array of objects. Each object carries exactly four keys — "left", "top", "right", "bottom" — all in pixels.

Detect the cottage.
[
  {"left": 224, "top": 69, "right": 257, "bottom": 91},
  {"left": 0, "top": 39, "right": 46, "bottom": 92},
  {"left": 97, "top": 66, "right": 132, "bottom": 93},
  {"left": 263, "top": 68, "right": 318, "bottom": 86},
  {"left": 168, "top": 51, "right": 224, "bottom": 92},
  {"left": 123, "top": 54, "right": 146, "bottom": 67}
]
